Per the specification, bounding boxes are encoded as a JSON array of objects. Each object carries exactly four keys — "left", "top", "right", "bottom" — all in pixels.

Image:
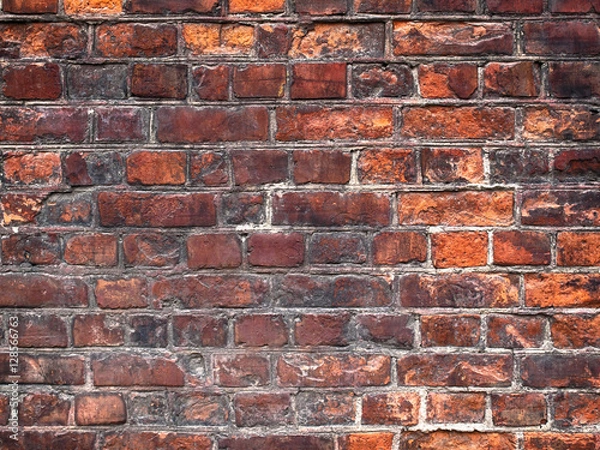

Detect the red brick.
[
  {"left": 153, "top": 275, "right": 269, "bottom": 308},
  {"left": 402, "top": 107, "right": 515, "bottom": 139},
  {"left": 221, "top": 436, "right": 334, "bottom": 450},
  {"left": 190, "top": 151, "right": 229, "bottom": 186},
  {"left": 362, "top": 392, "right": 419, "bottom": 425},
  {"left": 17, "top": 314, "right": 67, "bottom": 347},
  {"left": 525, "top": 434, "right": 599, "bottom": 450},
  {"left": 277, "top": 353, "right": 390, "bottom": 387},
  {"left": 549, "top": 0, "right": 600, "bottom": 12},
  {"left": 173, "top": 392, "right": 229, "bottom": 426},
  {"left": 487, "top": 315, "right": 544, "bottom": 348},
  {"left": 96, "top": 108, "right": 147, "bottom": 142},
  {"left": 21, "top": 393, "right": 70, "bottom": 426},
  {"left": 234, "top": 393, "right": 292, "bottom": 427},
  {"left": 484, "top": 62, "right": 540, "bottom": 97},
  {"left": 373, "top": 232, "right": 426, "bottom": 265},
  {"left": 75, "top": 394, "right": 126, "bottom": 425},
  {"left": 295, "top": 313, "right": 351, "bottom": 346},
  {"left": 421, "top": 315, "right": 480, "bottom": 347},
  {"left": 183, "top": 24, "right": 254, "bottom": 55},
  {"left": 230, "top": 0, "right": 283, "bottom": 12},
  {"left": 193, "top": 66, "right": 230, "bottom": 101},
  {"left": 525, "top": 273, "right": 600, "bottom": 308},
  {"left": 0, "top": 432, "right": 95, "bottom": 449},
  {"left": 1, "top": 193, "right": 46, "bottom": 225},
  {"left": 232, "top": 149, "right": 287, "bottom": 185},
  {"left": 99, "top": 192, "right": 216, "bottom": 227},
  {"left": 157, "top": 107, "right": 269, "bottom": 142},
  {"left": 65, "top": 151, "right": 122, "bottom": 186},
  {"left": 104, "top": 432, "right": 211, "bottom": 450},
  {"left": 294, "top": 150, "right": 351, "bottom": 184},
  {"left": 554, "top": 392, "right": 600, "bottom": 427},
  {"left": 522, "top": 190, "right": 600, "bottom": 226},
  {"left": 289, "top": 23, "right": 384, "bottom": 59},
  {"left": 551, "top": 314, "right": 600, "bottom": 348},
  {"left": 524, "top": 106, "right": 599, "bottom": 141},
  {"left": 524, "top": 21, "right": 600, "bottom": 55},
  {"left": 222, "top": 193, "right": 265, "bottom": 225},
  {"left": 492, "top": 393, "right": 546, "bottom": 426},
  {"left": 3, "top": 64, "right": 61, "bottom": 99},
  {"left": 187, "top": 234, "right": 242, "bottom": 269},
  {"left": 73, "top": 314, "right": 125, "bottom": 347},
  {"left": 2, "top": 234, "right": 60, "bottom": 265},
  {"left": 214, "top": 354, "right": 270, "bottom": 387},
  {"left": 277, "top": 106, "right": 393, "bottom": 141},
  {"left": 64, "top": 0, "right": 121, "bottom": 15},
  {"left": 95, "top": 278, "right": 149, "bottom": 309},
  {"left": 3, "top": 0, "right": 58, "bottom": 13},
  {"left": 0, "top": 23, "right": 87, "bottom": 59},
  {"left": 173, "top": 315, "right": 228, "bottom": 347},
  {"left": 419, "top": 63, "right": 477, "bottom": 99},
  {"left": 352, "top": 63, "right": 413, "bottom": 98},
  {"left": 400, "top": 432, "right": 516, "bottom": 450},
  {"left": 64, "top": 233, "right": 117, "bottom": 266},
  {"left": 357, "top": 314, "right": 414, "bottom": 348},
  {"left": 554, "top": 149, "right": 600, "bottom": 181},
  {"left": 296, "top": 0, "right": 347, "bottom": 14},
  {"left": 273, "top": 192, "right": 390, "bottom": 227},
  {"left": 558, "top": 232, "right": 600, "bottom": 266},
  {"left": 0, "top": 396, "right": 7, "bottom": 425},
  {"left": 291, "top": 63, "right": 346, "bottom": 99},
  {"left": 394, "top": 22, "right": 513, "bottom": 55},
  {"left": 234, "top": 314, "right": 288, "bottom": 347},
  {"left": 257, "top": 24, "right": 292, "bottom": 58},
  {"left": 427, "top": 393, "right": 486, "bottom": 423},
  {"left": 3, "top": 152, "right": 62, "bottom": 186},
  {"left": 522, "top": 355, "right": 600, "bottom": 388},
  {"left": 0, "top": 274, "right": 87, "bottom": 307},
  {"left": 355, "top": 0, "right": 410, "bottom": 13},
  {"left": 432, "top": 232, "right": 488, "bottom": 268},
  {"left": 418, "top": 0, "right": 475, "bottom": 11},
  {"left": 127, "top": 0, "right": 218, "bottom": 13},
  {"left": 0, "top": 107, "right": 88, "bottom": 143},
  {"left": 248, "top": 233, "right": 304, "bottom": 267},
  {"left": 124, "top": 233, "right": 180, "bottom": 267},
  {"left": 309, "top": 233, "right": 367, "bottom": 264},
  {"left": 358, "top": 149, "right": 417, "bottom": 184},
  {"left": 398, "top": 354, "right": 512, "bottom": 387},
  {"left": 297, "top": 392, "right": 355, "bottom": 425},
  {"left": 277, "top": 275, "right": 391, "bottom": 307},
  {"left": 0, "top": 354, "right": 84, "bottom": 384},
  {"left": 131, "top": 64, "right": 187, "bottom": 99},
  {"left": 400, "top": 191, "right": 514, "bottom": 226},
  {"left": 487, "top": 0, "right": 543, "bottom": 13},
  {"left": 494, "top": 231, "right": 551, "bottom": 266},
  {"left": 421, "top": 148, "right": 484, "bottom": 184},
  {"left": 340, "top": 433, "right": 393, "bottom": 450},
  {"left": 96, "top": 23, "right": 177, "bottom": 57},
  {"left": 233, "top": 64, "right": 286, "bottom": 98},
  {"left": 92, "top": 354, "right": 184, "bottom": 387}
]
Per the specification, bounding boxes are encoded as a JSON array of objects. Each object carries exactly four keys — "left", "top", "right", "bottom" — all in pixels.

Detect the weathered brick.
[
  {"left": 3, "top": 63, "right": 61, "bottom": 99},
  {"left": 234, "top": 64, "right": 286, "bottom": 98},
  {"left": 418, "top": 0, "right": 475, "bottom": 11},
  {"left": 489, "top": 149, "right": 549, "bottom": 183},
  {"left": 257, "top": 24, "right": 292, "bottom": 58},
  {"left": 399, "top": 191, "right": 514, "bottom": 226},
  {"left": 95, "top": 278, "right": 149, "bottom": 309},
  {"left": 96, "top": 23, "right": 177, "bottom": 57},
  {"left": 291, "top": 63, "right": 346, "bottom": 99},
  {"left": 232, "top": 149, "right": 287, "bottom": 185},
  {"left": 358, "top": 149, "right": 417, "bottom": 184},
  {"left": 190, "top": 151, "right": 229, "bottom": 187},
  {"left": 487, "top": 315, "right": 545, "bottom": 348},
  {"left": 372, "top": 232, "right": 426, "bottom": 265},
  {"left": 20, "top": 392, "right": 70, "bottom": 426},
  {"left": 277, "top": 106, "right": 393, "bottom": 141},
  {"left": 523, "top": 106, "right": 599, "bottom": 141},
  {"left": 297, "top": 392, "right": 355, "bottom": 425},
  {"left": 124, "top": 233, "right": 180, "bottom": 267},
  {"left": 234, "top": 393, "right": 292, "bottom": 427},
  {"left": 432, "top": 232, "right": 488, "bottom": 268},
  {"left": 309, "top": 233, "right": 367, "bottom": 264},
  {"left": 173, "top": 315, "right": 228, "bottom": 347},
  {"left": 183, "top": 24, "right": 254, "bottom": 55},
  {"left": 187, "top": 234, "right": 242, "bottom": 269},
  {"left": 220, "top": 436, "right": 334, "bottom": 450},
  {"left": 487, "top": 0, "right": 543, "bottom": 13},
  {"left": 484, "top": 62, "right": 540, "bottom": 97},
  {"left": 399, "top": 432, "right": 516, "bottom": 450},
  {"left": 521, "top": 190, "right": 600, "bottom": 226},
  {"left": 277, "top": 353, "right": 390, "bottom": 387},
  {"left": 427, "top": 393, "right": 486, "bottom": 423},
  {"left": 2, "top": 233, "right": 60, "bottom": 265},
  {"left": 3, "top": 0, "right": 58, "bottom": 13},
  {"left": 558, "top": 232, "right": 600, "bottom": 266},
  {"left": 524, "top": 433, "right": 599, "bottom": 450},
  {"left": 526, "top": 273, "right": 600, "bottom": 308},
  {"left": 193, "top": 66, "right": 230, "bottom": 101},
  {"left": 1, "top": 193, "right": 46, "bottom": 225},
  {"left": 127, "top": 392, "right": 167, "bottom": 425},
  {"left": 401, "top": 273, "right": 519, "bottom": 308},
  {"left": 402, "top": 107, "right": 515, "bottom": 139},
  {"left": 235, "top": 314, "right": 288, "bottom": 347},
  {"left": 96, "top": 107, "right": 147, "bottom": 142},
  {"left": 222, "top": 193, "right": 265, "bottom": 225},
  {"left": 276, "top": 275, "right": 391, "bottom": 307},
  {"left": 355, "top": 0, "right": 410, "bottom": 13},
  {"left": 0, "top": 354, "right": 84, "bottom": 384},
  {"left": 394, "top": 22, "right": 513, "bottom": 55},
  {"left": 554, "top": 149, "right": 600, "bottom": 182},
  {"left": 99, "top": 192, "right": 216, "bottom": 227},
  {"left": 524, "top": 21, "right": 600, "bottom": 55},
  {"left": 131, "top": 64, "right": 187, "bottom": 99},
  {"left": 104, "top": 432, "right": 211, "bottom": 450},
  {"left": 551, "top": 314, "right": 600, "bottom": 348},
  {"left": 0, "top": 432, "right": 95, "bottom": 449},
  {"left": 248, "top": 233, "right": 304, "bottom": 267},
  {"left": 354, "top": 64, "right": 413, "bottom": 99},
  {"left": 157, "top": 107, "right": 269, "bottom": 142},
  {"left": 521, "top": 355, "right": 600, "bottom": 388},
  {"left": 66, "top": 65, "right": 127, "bottom": 99},
  {"left": 16, "top": 314, "right": 68, "bottom": 347},
  {"left": 75, "top": 394, "right": 126, "bottom": 425},
  {"left": 362, "top": 392, "right": 419, "bottom": 425},
  {"left": 419, "top": 63, "right": 477, "bottom": 99},
  {"left": 549, "top": 0, "right": 600, "bottom": 12},
  {"left": 492, "top": 393, "right": 546, "bottom": 426},
  {"left": 421, "top": 148, "right": 484, "bottom": 184},
  {"left": 0, "top": 107, "right": 88, "bottom": 143},
  {"left": 153, "top": 275, "right": 269, "bottom": 308},
  {"left": 274, "top": 192, "right": 390, "bottom": 226},
  {"left": 65, "top": 152, "right": 122, "bottom": 186},
  {"left": 130, "top": 315, "right": 168, "bottom": 348},
  {"left": 173, "top": 393, "right": 229, "bottom": 426},
  {"left": 294, "top": 150, "right": 351, "bottom": 184},
  {"left": 4, "top": 152, "right": 62, "bottom": 186},
  {"left": 0, "top": 274, "right": 87, "bottom": 307},
  {"left": 549, "top": 62, "right": 600, "bottom": 99},
  {"left": 92, "top": 354, "right": 184, "bottom": 386},
  {"left": 73, "top": 314, "right": 125, "bottom": 347},
  {"left": 296, "top": 0, "right": 347, "bottom": 14},
  {"left": 494, "top": 231, "right": 551, "bottom": 266},
  {"left": 64, "top": 233, "right": 117, "bottom": 266},
  {"left": 214, "top": 354, "right": 270, "bottom": 387},
  {"left": 357, "top": 314, "right": 414, "bottom": 348},
  {"left": 64, "top": 0, "right": 121, "bottom": 15},
  {"left": 421, "top": 315, "right": 480, "bottom": 347},
  {"left": 0, "top": 23, "right": 87, "bottom": 59},
  {"left": 554, "top": 392, "right": 600, "bottom": 427},
  {"left": 295, "top": 313, "right": 351, "bottom": 346},
  {"left": 126, "top": 151, "right": 186, "bottom": 186},
  {"left": 339, "top": 433, "right": 394, "bottom": 450},
  {"left": 230, "top": 0, "right": 283, "bottom": 12},
  {"left": 127, "top": 0, "right": 218, "bottom": 14}
]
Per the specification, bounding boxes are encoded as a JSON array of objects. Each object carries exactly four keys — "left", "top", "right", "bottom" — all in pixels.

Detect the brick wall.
[{"left": 0, "top": 0, "right": 599, "bottom": 448}]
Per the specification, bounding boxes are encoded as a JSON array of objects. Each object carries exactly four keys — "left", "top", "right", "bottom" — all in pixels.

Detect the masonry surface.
[{"left": 0, "top": 0, "right": 599, "bottom": 448}]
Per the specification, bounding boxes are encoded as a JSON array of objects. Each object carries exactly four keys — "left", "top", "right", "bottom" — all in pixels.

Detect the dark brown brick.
[
  {"left": 0, "top": 107, "right": 88, "bottom": 143},
  {"left": 0, "top": 354, "right": 84, "bottom": 384},
  {"left": 96, "top": 23, "right": 177, "bottom": 57},
  {"left": 193, "top": 65, "right": 230, "bottom": 101},
  {"left": 549, "top": 0, "right": 600, "bottom": 12},
  {"left": 130, "top": 315, "right": 168, "bottom": 348},
  {"left": 489, "top": 149, "right": 549, "bottom": 183},
  {"left": 2, "top": 234, "right": 60, "bottom": 265},
  {"left": 487, "top": 0, "right": 543, "bottom": 13},
  {"left": 549, "top": 62, "right": 600, "bottom": 98},
  {"left": 222, "top": 193, "right": 265, "bottom": 225},
  {"left": 291, "top": 63, "right": 346, "bottom": 99},
  {"left": 524, "top": 21, "right": 600, "bottom": 55},
  {"left": 417, "top": 0, "right": 476, "bottom": 11},
  {"left": 96, "top": 108, "right": 147, "bottom": 143},
  {"left": 421, "top": 315, "right": 480, "bottom": 347},
  {"left": 65, "top": 152, "right": 122, "bottom": 186},
  {"left": 124, "top": 233, "right": 180, "bottom": 267},
  {"left": 3, "top": 0, "right": 58, "bottom": 13},
  {"left": 21, "top": 393, "right": 70, "bottom": 426},
  {"left": 487, "top": 315, "right": 545, "bottom": 348},
  {"left": 66, "top": 65, "right": 127, "bottom": 99},
  {"left": 492, "top": 393, "right": 547, "bottom": 426},
  {"left": 131, "top": 64, "right": 187, "bottom": 99},
  {"left": 484, "top": 61, "right": 540, "bottom": 97},
  {"left": 234, "top": 393, "right": 292, "bottom": 427},
  {"left": 17, "top": 314, "right": 68, "bottom": 347},
  {"left": 73, "top": 314, "right": 125, "bottom": 347},
  {"left": 309, "top": 233, "right": 367, "bottom": 264},
  {"left": 0, "top": 432, "right": 95, "bottom": 450},
  {"left": 522, "top": 355, "right": 600, "bottom": 388},
  {"left": 524, "top": 433, "right": 599, "bottom": 450},
  {"left": 3, "top": 63, "right": 61, "bottom": 99},
  {"left": 357, "top": 314, "right": 414, "bottom": 348},
  {"left": 104, "top": 432, "right": 211, "bottom": 450},
  {"left": 220, "top": 436, "right": 334, "bottom": 450},
  {"left": 190, "top": 151, "right": 229, "bottom": 186},
  {"left": 494, "top": 231, "right": 551, "bottom": 266},
  {"left": 173, "top": 315, "right": 228, "bottom": 347},
  {"left": 353, "top": 63, "right": 413, "bottom": 98},
  {"left": 521, "top": 190, "right": 600, "bottom": 226},
  {"left": 297, "top": 392, "right": 355, "bottom": 425},
  {"left": 232, "top": 150, "right": 287, "bottom": 185},
  {"left": 257, "top": 24, "right": 292, "bottom": 58},
  {"left": 554, "top": 149, "right": 600, "bottom": 182},
  {"left": 294, "top": 150, "right": 351, "bottom": 184},
  {"left": 127, "top": 0, "right": 219, "bottom": 14},
  {"left": 355, "top": 0, "right": 410, "bottom": 13},
  {"left": 421, "top": 148, "right": 484, "bottom": 184},
  {"left": 0, "top": 274, "right": 87, "bottom": 307},
  {"left": 295, "top": 0, "right": 347, "bottom": 14},
  {"left": 234, "top": 64, "right": 286, "bottom": 98}
]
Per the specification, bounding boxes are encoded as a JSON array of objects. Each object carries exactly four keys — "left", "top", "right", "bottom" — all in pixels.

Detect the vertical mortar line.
[
  {"left": 483, "top": 147, "right": 491, "bottom": 185},
  {"left": 484, "top": 391, "right": 494, "bottom": 428},
  {"left": 549, "top": 230, "right": 557, "bottom": 268},
  {"left": 487, "top": 228, "right": 494, "bottom": 266},
  {"left": 517, "top": 432, "right": 524, "bottom": 450},
  {"left": 148, "top": 108, "right": 157, "bottom": 144},
  {"left": 418, "top": 388, "right": 427, "bottom": 428},
  {"left": 384, "top": 19, "right": 393, "bottom": 61},
  {"left": 269, "top": 107, "right": 277, "bottom": 144},
  {"left": 515, "top": 19, "right": 523, "bottom": 56},
  {"left": 346, "top": 62, "right": 353, "bottom": 100},
  {"left": 350, "top": 148, "right": 359, "bottom": 186}
]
